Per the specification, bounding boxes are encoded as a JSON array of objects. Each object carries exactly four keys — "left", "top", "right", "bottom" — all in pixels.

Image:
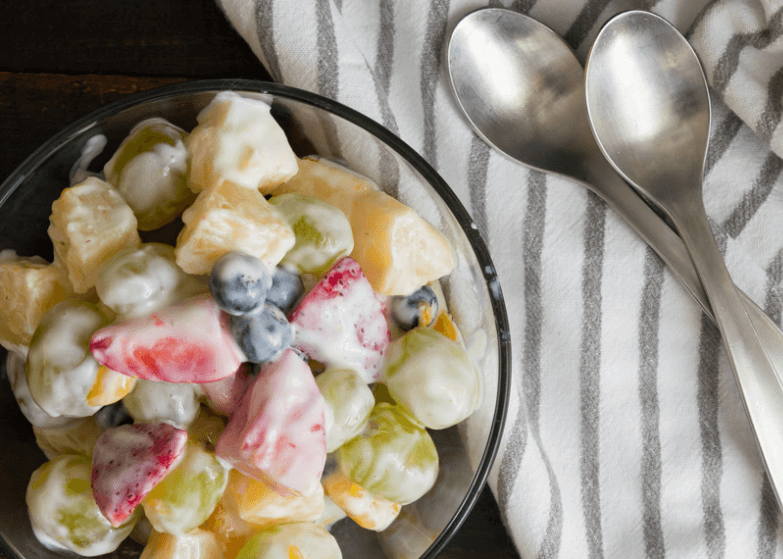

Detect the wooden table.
[{"left": 0, "top": 1, "right": 520, "bottom": 558}]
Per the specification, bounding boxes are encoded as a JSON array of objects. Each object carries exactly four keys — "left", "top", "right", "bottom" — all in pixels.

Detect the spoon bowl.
[
  {"left": 446, "top": 8, "right": 596, "bottom": 180},
  {"left": 584, "top": 11, "right": 711, "bottom": 204},
  {"left": 445, "top": 7, "right": 783, "bottom": 384},
  {"left": 585, "top": 10, "right": 783, "bottom": 509}
]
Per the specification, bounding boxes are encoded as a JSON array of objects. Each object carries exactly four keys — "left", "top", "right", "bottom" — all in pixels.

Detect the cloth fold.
[{"left": 218, "top": 0, "right": 783, "bottom": 557}]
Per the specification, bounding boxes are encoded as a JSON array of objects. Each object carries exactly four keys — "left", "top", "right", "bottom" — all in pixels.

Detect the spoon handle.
[
  {"left": 670, "top": 197, "right": 783, "bottom": 502},
  {"left": 582, "top": 156, "right": 783, "bottom": 378}
]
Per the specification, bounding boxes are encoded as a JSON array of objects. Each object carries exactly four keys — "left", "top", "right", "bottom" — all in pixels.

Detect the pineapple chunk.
[
  {"left": 188, "top": 91, "right": 298, "bottom": 193},
  {"left": 271, "top": 156, "right": 374, "bottom": 219},
  {"left": 0, "top": 250, "right": 73, "bottom": 350},
  {"left": 48, "top": 177, "right": 141, "bottom": 293},
  {"left": 175, "top": 180, "right": 295, "bottom": 275},
  {"left": 272, "top": 158, "right": 454, "bottom": 295},
  {"left": 350, "top": 189, "right": 455, "bottom": 295}
]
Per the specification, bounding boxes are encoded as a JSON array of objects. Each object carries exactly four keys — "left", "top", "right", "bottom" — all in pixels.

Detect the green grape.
[
  {"left": 371, "top": 382, "right": 397, "bottom": 406},
  {"left": 96, "top": 243, "right": 204, "bottom": 318},
  {"left": 26, "top": 299, "right": 110, "bottom": 418},
  {"left": 187, "top": 405, "right": 227, "bottom": 452},
  {"left": 269, "top": 193, "right": 354, "bottom": 274},
  {"left": 33, "top": 415, "right": 104, "bottom": 460},
  {"left": 384, "top": 327, "right": 480, "bottom": 430},
  {"left": 5, "top": 349, "right": 76, "bottom": 429},
  {"left": 142, "top": 441, "right": 229, "bottom": 535},
  {"left": 103, "top": 117, "right": 194, "bottom": 231},
  {"left": 235, "top": 522, "right": 342, "bottom": 559},
  {"left": 315, "top": 367, "right": 374, "bottom": 452},
  {"left": 122, "top": 378, "right": 201, "bottom": 429},
  {"left": 106, "top": 120, "right": 179, "bottom": 179},
  {"left": 337, "top": 402, "right": 438, "bottom": 505},
  {"left": 26, "top": 454, "right": 139, "bottom": 556}
]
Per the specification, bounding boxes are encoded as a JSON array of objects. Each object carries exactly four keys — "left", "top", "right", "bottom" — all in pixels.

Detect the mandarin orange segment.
[
  {"left": 86, "top": 365, "right": 136, "bottom": 406},
  {"left": 139, "top": 528, "right": 222, "bottom": 559},
  {"left": 322, "top": 470, "right": 401, "bottom": 532},
  {"left": 201, "top": 501, "right": 261, "bottom": 559},
  {"left": 432, "top": 311, "right": 459, "bottom": 342},
  {"left": 224, "top": 469, "right": 325, "bottom": 527}
]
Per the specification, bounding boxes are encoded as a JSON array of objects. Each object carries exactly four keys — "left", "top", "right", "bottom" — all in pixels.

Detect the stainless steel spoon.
[
  {"left": 445, "top": 7, "right": 783, "bottom": 378},
  {"left": 584, "top": 10, "right": 783, "bottom": 505}
]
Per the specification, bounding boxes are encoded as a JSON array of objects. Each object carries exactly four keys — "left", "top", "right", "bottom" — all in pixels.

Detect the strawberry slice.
[
  {"left": 91, "top": 422, "right": 188, "bottom": 527},
  {"left": 215, "top": 348, "right": 326, "bottom": 495},
  {"left": 90, "top": 293, "right": 245, "bottom": 383},
  {"left": 200, "top": 362, "right": 254, "bottom": 417},
  {"left": 289, "top": 257, "right": 389, "bottom": 383}
]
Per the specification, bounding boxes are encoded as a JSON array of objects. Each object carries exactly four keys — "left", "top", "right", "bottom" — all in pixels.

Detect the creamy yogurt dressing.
[
  {"left": 316, "top": 496, "right": 348, "bottom": 528},
  {"left": 69, "top": 134, "right": 107, "bottom": 186}
]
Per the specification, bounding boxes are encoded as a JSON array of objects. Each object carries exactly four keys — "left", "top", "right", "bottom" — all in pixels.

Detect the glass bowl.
[{"left": 0, "top": 79, "right": 510, "bottom": 559}]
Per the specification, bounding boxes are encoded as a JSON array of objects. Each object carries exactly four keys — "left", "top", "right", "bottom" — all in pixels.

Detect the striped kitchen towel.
[{"left": 218, "top": 0, "right": 783, "bottom": 557}]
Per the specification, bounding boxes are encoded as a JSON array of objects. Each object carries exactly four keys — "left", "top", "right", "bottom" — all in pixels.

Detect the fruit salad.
[{"left": 0, "top": 90, "right": 482, "bottom": 559}]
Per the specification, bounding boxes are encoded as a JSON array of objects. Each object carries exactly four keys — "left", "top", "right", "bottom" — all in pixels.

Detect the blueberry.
[
  {"left": 391, "top": 285, "right": 439, "bottom": 330},
  {"left": 267, "top": 267, "right": 304, "bottom": 314},
  {"left": 229, "top": 303, "right": 293, "bottom": 364},
  {"left": 210, "top": 252, "right": 271, "bottom": 315},
  {"left": 94, "top": 401, "right": 133, "bottom": 429},
  {"left": 290, "top": 347, "right": 310, "bottom": 362}
]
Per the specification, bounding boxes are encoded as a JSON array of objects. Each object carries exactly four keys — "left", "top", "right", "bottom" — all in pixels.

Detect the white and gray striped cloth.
[{"left": 219, "top": 0, "right": 783, "bottom": 557}]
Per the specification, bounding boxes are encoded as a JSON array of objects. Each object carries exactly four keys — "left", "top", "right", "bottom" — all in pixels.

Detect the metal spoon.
[
  {"left": 445, "top": 7, "right": 783, "bottom": 378},
  {"left": 584, "top": 10, "right": 783, "bottom": 505}
]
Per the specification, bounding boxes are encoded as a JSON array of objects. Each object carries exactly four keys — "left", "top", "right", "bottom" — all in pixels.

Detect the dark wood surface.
[{"left": 0, "top": 1, "right": 520, "bottom": 558}]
